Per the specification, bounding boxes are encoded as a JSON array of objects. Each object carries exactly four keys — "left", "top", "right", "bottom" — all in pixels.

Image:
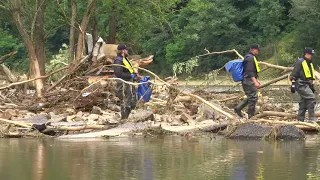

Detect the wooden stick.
[
  {"left": 259, "top": 74, "right": 290, "bottom": 89},
  {"left": 180, "top": 91, "right": 235, "bottom": 120},
  {"left": 107, "top": 64, "right": 168, "bottom": 85},
  {"left": 0, "top": 118, "right": 31, "bottom": 128},
  {"left": 0, "top": 66, "right": 68, "bottom": 90},
  {"left": 45, "top": 124, "right": 108, "bottom": 131},
  {"left": 197, "top": 49, "right": 244, "bottom": 59},
  {"left": 254, "top": 111, "right": 320, "bottom": 119}
]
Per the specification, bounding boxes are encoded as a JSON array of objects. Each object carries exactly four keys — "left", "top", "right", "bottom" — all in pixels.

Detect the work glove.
[
  {"left": 289, "top": 76, "right": 295, "bottom": 81},
  {"left": 310, "top": 84, "right": 316, "bottom": 93},
  {"left": 131, "top": 73, "right": 137, "bottom": 79},
  {"left": 290, "top": 83, "right": 296, "bottom": 93}
]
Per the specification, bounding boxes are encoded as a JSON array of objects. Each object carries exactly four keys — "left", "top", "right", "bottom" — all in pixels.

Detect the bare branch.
[
  {"left": 0, "top": 66, "right": 68, "bottom": 90},
  {"left": 197, "top": 49, "right": 244, "bottom": 59},
  {"left": 0, "top": 52, "right": 17, "bottom": 64},
  {"left": 30, "top": 0, "right": 46, "bottom": 41}
]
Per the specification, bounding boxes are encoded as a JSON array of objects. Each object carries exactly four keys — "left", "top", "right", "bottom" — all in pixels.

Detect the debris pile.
[{"left": 0, "top": 49, "right": 319, "bottom": 139}]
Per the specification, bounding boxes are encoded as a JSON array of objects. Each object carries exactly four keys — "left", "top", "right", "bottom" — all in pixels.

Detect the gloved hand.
[
  {"left": 289, "top": 76, "right": 296, "bottom": 81},
  {"left": 131, "top": 73, "right": 137, "bottom": 79},
  {"left": 290, "top": 83, "right": 296, "bottom": 93},
  {"left": 310, "top": 84, "right": 316, "bottom": 93}
]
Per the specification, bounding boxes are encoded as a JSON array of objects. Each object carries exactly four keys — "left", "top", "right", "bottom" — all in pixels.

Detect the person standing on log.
[
  {"left": 113, "top": 44, "right": 138, "bottom": 119},
  {"left": 290, "top": 47, "right": 316, "bottom": 122},
  {"left": 234, "top": 44, "right": 261, "bottom": 119}
]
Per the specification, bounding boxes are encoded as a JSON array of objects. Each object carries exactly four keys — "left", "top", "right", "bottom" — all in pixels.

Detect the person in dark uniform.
[
  {"left": 234, "top": 44, "right": 261, "bottom": 119},
  {"left": 113, "top": 44, "right": 138, "bottom": 119},
  {"left": 290, "top": 47, "right": 316, "bottom": 122}
]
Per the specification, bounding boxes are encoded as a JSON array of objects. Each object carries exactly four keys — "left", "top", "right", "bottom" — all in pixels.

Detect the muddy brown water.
[{"left": 1, "top": 136, "right": 320, "bottom": 180}]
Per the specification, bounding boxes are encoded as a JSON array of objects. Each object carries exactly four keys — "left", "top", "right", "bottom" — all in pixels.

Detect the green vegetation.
[{"left": 1, "top": 0, "right": 320, "bottom": 77}]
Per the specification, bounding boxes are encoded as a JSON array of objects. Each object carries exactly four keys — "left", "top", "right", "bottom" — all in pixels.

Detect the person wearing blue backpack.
[
  {"left": 234, "top": 44, "right": 261, "bottom": 119},
  {"left": 113, "top": 44, "right": 138, "bottom": 119}
]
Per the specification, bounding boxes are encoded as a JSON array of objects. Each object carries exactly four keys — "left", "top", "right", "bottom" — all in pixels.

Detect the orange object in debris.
[{"left": 87, "top": 75, "right": 113, "bottom": 84}]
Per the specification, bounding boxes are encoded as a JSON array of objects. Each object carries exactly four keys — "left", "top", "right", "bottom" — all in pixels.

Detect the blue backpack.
[
  {"left": 137, "top": 76, "right": 152, "bottom": 102},
  {"left": 225, "top": 59, "right": 244, "bottom": 82}
]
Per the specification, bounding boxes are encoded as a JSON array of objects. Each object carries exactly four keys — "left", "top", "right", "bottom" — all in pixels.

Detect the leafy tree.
[{"left": 290, "top": 0, "right": 320, "bottom": 65}]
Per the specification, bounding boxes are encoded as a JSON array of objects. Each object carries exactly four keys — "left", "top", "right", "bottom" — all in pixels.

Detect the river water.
[{"left": 1, "top": 136, "right": 320, "bottom": 180}]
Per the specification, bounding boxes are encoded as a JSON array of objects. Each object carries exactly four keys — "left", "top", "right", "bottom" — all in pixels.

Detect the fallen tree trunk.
[
  {"left": 58, "top": 122, "right": 150, "bottom": 138},
  {"left": 57, "top": 121, "right": 229, "bottom": 139},
  {"left": 254, "top": 111, "right": 320, "bottom": 119},
  {"left": 254, "top": 111, "right": 296, "bottom": 119},
  {"left": 0, "top": 118, "right": 31, "bottom": 128},
  {"left": 259, "top": 74, "right": 289, "bottom": 89},
  {"left": 259, "top": 61, "right": 320, "bottom": 80},
  {"left": 45, "top": 124, "right": 108, "bottom": 131},
  {"left": 258, "top": 62, "right": 293, "bottom": 72},
  {"left": 0, "top": 52, "right": 18, "bottom": 82},
  {"left": 0, "top": 64, "right": 17, "bottom": 83},
  {"left": 161, "top": 121, "right": 228, "bottom": 133}
]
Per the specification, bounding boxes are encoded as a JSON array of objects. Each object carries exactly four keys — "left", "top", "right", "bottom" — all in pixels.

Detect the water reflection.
[{"left": 0, "top": 136, "right": 319, "bottom": 180}]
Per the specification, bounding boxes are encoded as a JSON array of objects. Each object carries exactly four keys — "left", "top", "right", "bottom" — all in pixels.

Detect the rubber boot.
[
  {"left": 248, "top": 106, "right": 255, "bottom": 119},
  {"left": 120, "top": 106, "right": 129, "bottom": 120},
  {"left": 125, "top": 107, "right": 132, "bottom": 118},
  {"left": 234, "top": 99, "right": 248, "bottom": 118},
  {"left": 297, "top": 109, "right": 306, "bottom": 122},
  {"left": 308, "top": 109, "right": 315, "bottom": 122}
]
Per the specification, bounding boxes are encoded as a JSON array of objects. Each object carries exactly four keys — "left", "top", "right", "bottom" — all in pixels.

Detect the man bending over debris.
[
  {"left": 290, "top": 47, "right": 316, "bottom": 122},
  {"left": 113, "top": 44, "right": 138, "bottom": 119},
  {"left": 234, "top": 44, "right": 261, "bottom": 119}
]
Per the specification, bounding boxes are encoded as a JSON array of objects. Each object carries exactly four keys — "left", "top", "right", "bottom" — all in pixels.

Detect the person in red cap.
[
  {"left": 113, "top": 44, "right": 138, "bottom": 119},
  {"left": 290, "top": 47, "right": 316, "bottom": 122}
]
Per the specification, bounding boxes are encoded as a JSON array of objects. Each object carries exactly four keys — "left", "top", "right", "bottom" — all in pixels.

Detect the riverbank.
[{"left": 0, "top": 82, "right": 319, "bottom": 139}]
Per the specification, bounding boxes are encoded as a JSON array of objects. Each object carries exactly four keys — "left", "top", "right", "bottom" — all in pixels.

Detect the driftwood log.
[
  {"left": 254, "top": 111, "right": 320, "bottom": 119},
  {"left": 44, "top": 125, "right": 108, "bottom": 132}
]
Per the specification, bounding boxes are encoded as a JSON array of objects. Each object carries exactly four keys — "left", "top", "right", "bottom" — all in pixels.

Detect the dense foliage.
[{"left": 0, "top": 0, "right": 319, "bottom": 76}]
